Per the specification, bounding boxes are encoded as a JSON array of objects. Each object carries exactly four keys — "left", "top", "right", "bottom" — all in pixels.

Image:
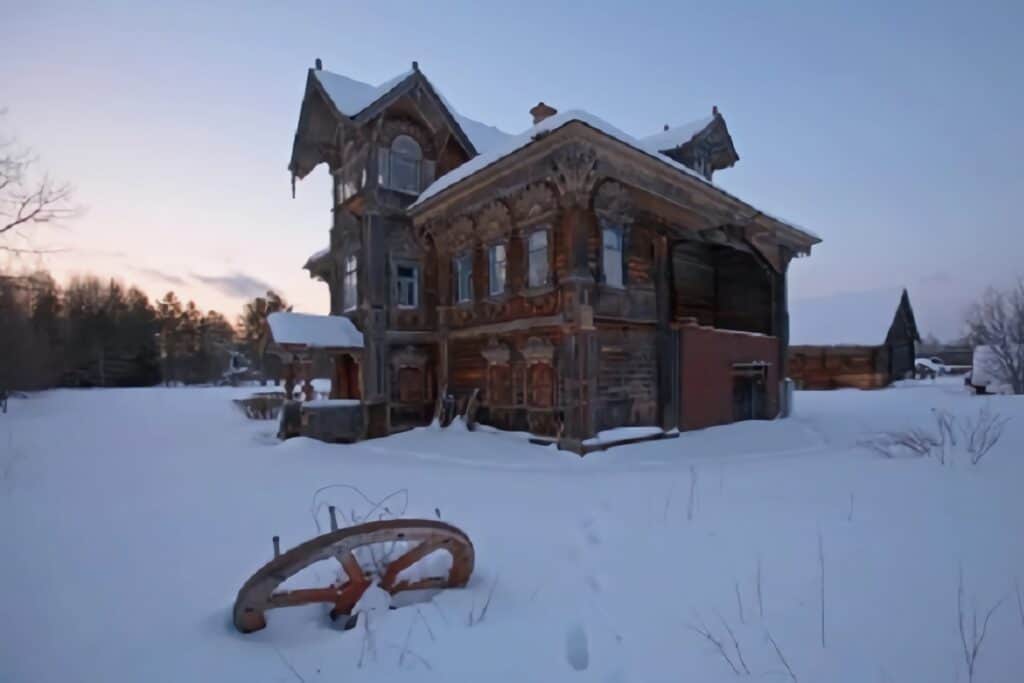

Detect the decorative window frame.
[
  {"left": 392, "top": 259, "right": 421, "bottom": 309},
  {"left": 593, "top": 181, "right": 634, "bottom": 289},
  {"left": 513, "top": 184, "right": 558, "bottom": 294},
  {"left": 453, "top": 250, "right": 474, "bottom": 305},
  {"left": 342, "top": 252, "right": 359, "bottom": 311}
]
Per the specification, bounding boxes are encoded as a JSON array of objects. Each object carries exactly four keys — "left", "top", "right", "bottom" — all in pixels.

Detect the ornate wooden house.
[
  {"left": 788, "top": 288, "right": 920, "bottom": 390},
  {"left": 290, "top": 60, "right": 819, "bottom": 451}
]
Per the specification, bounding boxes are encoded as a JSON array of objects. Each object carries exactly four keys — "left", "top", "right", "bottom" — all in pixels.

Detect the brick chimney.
[{"left": 530, "top": 101, "right": 557, "bottom": 125}]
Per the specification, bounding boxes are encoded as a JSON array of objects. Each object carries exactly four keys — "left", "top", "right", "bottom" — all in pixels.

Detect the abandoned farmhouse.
[{"left": 282, "top": 60, "right": 821, "bottom": 451}]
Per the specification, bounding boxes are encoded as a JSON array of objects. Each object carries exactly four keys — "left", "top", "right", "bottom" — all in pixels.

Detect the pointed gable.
[
  {"left": 640, "top": 108, "right": 739, "bottom": 180},
  {"left": 289, "top": 62, "right": 515, "bottom": 183}
]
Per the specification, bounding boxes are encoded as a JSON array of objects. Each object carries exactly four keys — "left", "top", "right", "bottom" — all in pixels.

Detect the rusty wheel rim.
[{"left": 233, "top": 519, "right": 474, "bottom": 633}]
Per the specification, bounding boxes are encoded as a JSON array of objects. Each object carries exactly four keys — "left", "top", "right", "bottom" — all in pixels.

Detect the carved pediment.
[
  {"left": 391, "top": 345, "right": 428, "bottom": 369},
  {"left": 593, "top": 180, "right": 634, "bottom": 224},
  {"left": 521, "top": 336, "right": 555, "bottom": 365},
  {"left": 551, "top": 145, "right": 599, "bottom": 208},
  {"left": 512, "top": 183, "right": 557, "bottom": 223},
  {"left": 476, "top": 201, "right": 512, "bottom": 243},
  {"left": 434, "top": 215, "right": 475, "bottom": 252},
  {"left": 481, "top": 338, "right": 511, "bottom": 365}
]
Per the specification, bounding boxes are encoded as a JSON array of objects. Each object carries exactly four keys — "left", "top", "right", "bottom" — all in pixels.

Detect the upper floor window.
[
  {"left": 454, "top": 252, "right": 473, "bottom": 303},
  {"left": 378, "top": 135, "right": 434, "bottom": 195},
  {"left": 602, "top": 224, "right": 624, "bottom": 288},
  {"left": 343, "top": 254, "right": 358, "bottom": 311},
  {"left": 395, "top": 263, "right": 419, "bottom": 308},
  {"left": 527, "top": 229, "right": 549, "bottom": 288},
  {"left": 488, "top": 243, "right": 507, "bottom": 296}
]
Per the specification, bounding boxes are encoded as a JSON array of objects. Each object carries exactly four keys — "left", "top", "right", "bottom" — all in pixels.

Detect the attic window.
[{"left": 379, "top": 135, "right": 434, "bottom": 195}]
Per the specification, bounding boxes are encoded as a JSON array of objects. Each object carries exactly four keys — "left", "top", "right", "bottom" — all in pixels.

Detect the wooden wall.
[
  {"left": 788, "top": 345, "right": 890, "bottom": 390},
  {"left": 595, "top": 325, "right": 658, "bottom": 430}
]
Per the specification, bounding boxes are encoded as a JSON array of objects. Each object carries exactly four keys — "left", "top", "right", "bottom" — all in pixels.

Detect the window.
[
  {"left": 488, "top": 243, "right": 506, "bottom": 296},
  {"left": 379, "top": 135, "right": 432, "bottom": 195},
  {"left": 342, "top": 254, "right": 358, "bottom": 311},
  {"left": 527, "top": 229, "right": 549, "bottom": 288},
  {"left": 395, "top": 264, "right": 418, "bottom": 308},
  {"left": 602, "top": 224, "right": 624, "bottom": 287},
  {"left": 454, "top": 252, "right": 473, "bottom": 303}
]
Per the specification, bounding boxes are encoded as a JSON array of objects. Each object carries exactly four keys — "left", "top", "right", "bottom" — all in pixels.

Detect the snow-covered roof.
[
  {"left": 413, "top": 108, "right": 714, "bottom": 207},
  {"left": 638, "top": 115, "right": 715, "bottom": 153},
  {"left": 410, "top": 109, "right": 819, "bottom": 243},
  {"left": 304, "top": 245, "right": 330, "bottom": 269},
  {"left": 789, "top": 288, "right": 908, "bottom": 346},
  {"left": 312, "top": 68, "right": 514, "bottom": 154},
  {"left": 313, "top": 69, "right": 412, "bottom": 118},
  {"left": 266, "top": 312, "right": 364, "bottom": 349}
]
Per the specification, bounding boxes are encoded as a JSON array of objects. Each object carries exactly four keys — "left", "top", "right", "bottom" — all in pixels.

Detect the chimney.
[
  {"left": 712, "top": 105, "right": 719, "bottom": 116},
  {"left": 315, "top": 57, "right": 322, "bottom": 70},
  {"left": 412, "top": 60, "right": 419, "bottom": 72},
  {"left": 530, "top": 101, "right": 557, "bottom": 125}
]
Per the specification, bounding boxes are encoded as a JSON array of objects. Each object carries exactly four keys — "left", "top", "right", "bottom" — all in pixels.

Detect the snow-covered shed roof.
[
  {"left": 789, "top": 288, "right": 912, "bottom": 346},
  {"left": 638, "top": 115, "right": 716, "bottom": 153},
  {"left": 312, "top": 68, "right": 514, "bottom": 154},
  {"left": 266, "top": 312, "right": 364, "bottom": 350}
]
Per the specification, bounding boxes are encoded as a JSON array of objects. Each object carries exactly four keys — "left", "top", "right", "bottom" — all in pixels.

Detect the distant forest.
[{"left": 0, "top": 269, "right": 290, "bottom": 390}]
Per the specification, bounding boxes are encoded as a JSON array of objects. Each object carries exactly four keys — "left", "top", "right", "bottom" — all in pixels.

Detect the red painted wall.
[{"left": 678, "top": 324, "right": 780, "bottom": 431}]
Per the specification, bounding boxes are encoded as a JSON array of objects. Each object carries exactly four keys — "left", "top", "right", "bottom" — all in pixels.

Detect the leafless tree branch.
[
  {"left": 765, "top": 629, "right": 798, "bottom": 683},
  {"left": 957, "top": 568, "right": 1004, "bottom": 683}
]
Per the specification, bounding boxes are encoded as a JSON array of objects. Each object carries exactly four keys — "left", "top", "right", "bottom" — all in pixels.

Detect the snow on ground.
[{"left": 2, "top": 378, "right": 1023, "bottom": 681}]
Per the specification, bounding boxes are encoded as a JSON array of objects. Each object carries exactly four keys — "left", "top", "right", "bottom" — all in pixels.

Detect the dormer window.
[{"left": 379, "top": 135, "right": 434, "bottom": 194}]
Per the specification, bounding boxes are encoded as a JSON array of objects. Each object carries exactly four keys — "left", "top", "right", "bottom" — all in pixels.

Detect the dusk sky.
[{"left": 5, "top": 0, "right": 1022, "bottom": 340}]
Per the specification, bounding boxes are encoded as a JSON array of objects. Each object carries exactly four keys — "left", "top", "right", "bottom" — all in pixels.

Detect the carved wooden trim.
[
  {"left": 388, "top": 225, "right": 422, "bottom": 257},
  {"left": 481, "top": 338, "right": 511, "bottom": 365},
  {"left": 434, "top": 215, "right": 475, "bottom": 252},
  {"left": 391, "top": 345, "right": 428, "bottom": 369},
  {"left": 593, "top": 180, "right": 634, "bottom": 224},
  {"left": 551, "top": 145, "right": 599, "bottom": 208},
  {"left": 521, "top": 336, "right": 555, "bottom": 365},
  {"left": 512, "top": 183, "right": 558, "bottom": 223},
  {"left": 476, "top": 201, "right": 512, "bottom": 244}
]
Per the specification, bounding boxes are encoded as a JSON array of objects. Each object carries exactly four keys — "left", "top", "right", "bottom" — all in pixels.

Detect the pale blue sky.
[{"left": 4, "top": 0, "right": 1022, "bottom": 339}]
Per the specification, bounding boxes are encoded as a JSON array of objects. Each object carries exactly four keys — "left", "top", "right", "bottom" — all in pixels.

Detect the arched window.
[{"left": 379, "top": 135, "right": 424, "bottom": 194}]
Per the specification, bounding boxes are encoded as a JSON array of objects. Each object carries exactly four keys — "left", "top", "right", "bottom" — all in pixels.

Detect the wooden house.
[
  {"left": 788, "top": 288, "right": 920, "bottom": 390},
  {"left": 290, "top": 60, "right": 820, "bottom": 451}
]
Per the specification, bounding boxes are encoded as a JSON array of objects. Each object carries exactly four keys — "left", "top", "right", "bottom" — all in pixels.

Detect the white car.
[{"left": 915, "top": 356, "right": 948, "bottom": 378}]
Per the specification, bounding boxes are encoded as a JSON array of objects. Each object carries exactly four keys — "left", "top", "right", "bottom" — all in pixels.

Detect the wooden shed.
[
  {"left": 788, "top": 288, "right": 920, "bottom": 390},
  {"left": 262, "top": 312, "right": 365, "bottom": 401}
]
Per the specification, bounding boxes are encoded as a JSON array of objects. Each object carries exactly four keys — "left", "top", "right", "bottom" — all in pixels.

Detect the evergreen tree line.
[{"left": 0, "top": 270, "right": 289, "bottom": 390}]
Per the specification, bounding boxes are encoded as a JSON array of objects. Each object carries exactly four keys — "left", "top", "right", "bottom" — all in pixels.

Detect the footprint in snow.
[{"left": 565, "top": 622, "right": 590, "bottom": 671}]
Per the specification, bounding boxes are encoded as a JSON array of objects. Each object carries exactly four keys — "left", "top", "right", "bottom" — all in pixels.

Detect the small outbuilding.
[
  {"left": 788, "top": 288, "right": 920, "bottom": 390},
  {"left": 263, "top": 312, "right": 365, "bottom": 401}
]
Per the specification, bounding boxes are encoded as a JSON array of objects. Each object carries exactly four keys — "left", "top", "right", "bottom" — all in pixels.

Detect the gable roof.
[
  {"left": 789, "top": 288, "right": 917, "bottom": 346},
  {"left": 638, "top": 115, "right": 716, "bottom": 153},
  {"left": 310, "top": 67, "right": 515, "bottom": 155},
  {"left": 409, "top": 108, "right": 819, "bottom": 245},
  {"left": 266, "top": 312, "right": 364, "bottom": 350}
]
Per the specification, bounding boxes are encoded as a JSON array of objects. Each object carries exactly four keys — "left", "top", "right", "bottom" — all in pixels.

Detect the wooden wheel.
[{"left": 233, "top": 519, "right": 474, "bottom": 633}]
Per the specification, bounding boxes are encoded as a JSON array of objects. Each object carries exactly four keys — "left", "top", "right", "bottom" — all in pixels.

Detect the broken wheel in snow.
[{"left": 232, "top": 516, "right": 474, "bottom": 633}]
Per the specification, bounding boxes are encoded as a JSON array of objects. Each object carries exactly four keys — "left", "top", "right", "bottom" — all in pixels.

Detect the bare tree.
[
  {"left": 0, "top": 110, "right": 78, "bottom": 255},
  {"left": 966, "top": 280, "right": 1024, "bottom": 394}
]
